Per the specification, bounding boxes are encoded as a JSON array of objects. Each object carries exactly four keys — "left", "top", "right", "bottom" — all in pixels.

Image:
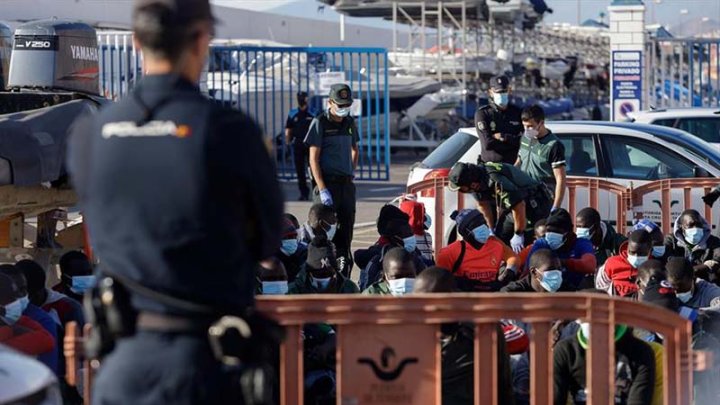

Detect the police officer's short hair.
[
  {"left": 521, "top": 105, "right": 545, "bottom": 123},
  {"left": 133, "top": 3, "right": 210, "bottom": 61}
]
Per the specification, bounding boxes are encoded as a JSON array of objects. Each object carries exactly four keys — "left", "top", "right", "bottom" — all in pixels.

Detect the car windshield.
[
  {"left": 643, "top": 127, "right": 720, "bottom": 171},
  {"left": 421, "top": 131, "right": 477, "bottom": 169}
]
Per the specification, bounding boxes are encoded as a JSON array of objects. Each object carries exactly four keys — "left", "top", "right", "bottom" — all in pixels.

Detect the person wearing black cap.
[
  {"left": 448, "top": 161, "right": 552, "bottom": 253},
  {"left": 436, "top": 209, "right": 519, "bottom": 291},
  {"left": 305, "top": 83, "right": 359, "bottom": 277},
  {"left": 67, "top": 1, "right": 283, "bottom": 403},
  {"left": 475, "top": 75, "right": 524, "bottom": 165},
  {"left": 289, "top": 236, "right": 359, "bottom": 294},
  {"left": 286, "top": 91, "right": 315, "bottom": 200}
]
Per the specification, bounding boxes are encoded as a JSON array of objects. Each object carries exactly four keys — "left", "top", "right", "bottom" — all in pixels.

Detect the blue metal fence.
[
  {"left": 97, "top": 38, "right": 391, "bottom": 181},
  {"left": 646, "top": 38, "right": 720, "bottom": 108}
]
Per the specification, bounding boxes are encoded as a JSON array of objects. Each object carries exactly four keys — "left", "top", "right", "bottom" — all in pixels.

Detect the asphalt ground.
[{"left": 280, "top": 150, "right": 428, "bottom": 278}]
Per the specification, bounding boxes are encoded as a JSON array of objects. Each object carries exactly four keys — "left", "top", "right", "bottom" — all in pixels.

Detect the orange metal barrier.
[
  {"left": 407, "top": 176, "right": 720, "bottom": 245},
  {"left": 631, "top": 178, "right": 718, "bottom": 235},
  {"left": 65, "top": 293, "right": 697, "bottom": 405}
]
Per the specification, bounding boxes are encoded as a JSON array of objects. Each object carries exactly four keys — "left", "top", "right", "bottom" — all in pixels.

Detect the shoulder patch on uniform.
[
  {"left": 490, "top": 121, "right": 496, "bottom": 131},
  {"left": 477, "top": 121, "right": 485, "bottom": 130}
]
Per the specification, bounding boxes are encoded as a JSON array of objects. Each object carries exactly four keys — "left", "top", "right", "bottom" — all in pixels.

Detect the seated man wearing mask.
[
  {"left": 355, "top": 204, "right": 413, "bottom": 270},
  {"left": 53, "top": 250, "right": 95, "bottom": 302},
  {"left": 17, "top": 259, "right": 85, "bottom": 328},
  {"left": 437, "top": 209, "right": 519, "bottom": 291},
  {"left": 258, "top": 257, "right": 290, "bottom": 296},
  {"left": 299, "top": 203, "right": 338, "bottom": 245},
  {"left": 289, "top": 236, "right": 359, "bottom": 294},
  {"left": 666, "top": 256, "right": 720, "bottom": 310},
  {"left": 631, "top": 219, "right": 666, "bottom": 261},
  {"left": 276, "top": 217, "right": 308, "bottom": 283},
  {"left": 635, "top": 259, "right": 667, "bottom": 300},
  {"left": 0, "top": 273, "right": 55, "bottom": 357},
  {"left": 502, "top": 248, "right": 575, "bottom": 293},
  {"left": 363, "top": 247, "right": 417, "bottom": 296},
  {"left": 596, "top": 230, "right": 653, "bottom": 298},
  {"left": 575, "top": 207, "right": 627, "bottom": 268},
  {"left": 526, "top": 209, "right": 596, "bottom": 288},
  {"left": 664, "top": 209, "right": 720, "bottom": 284},
  {"left": 447, "top": 161, "right": 552, "bottom": 253}
]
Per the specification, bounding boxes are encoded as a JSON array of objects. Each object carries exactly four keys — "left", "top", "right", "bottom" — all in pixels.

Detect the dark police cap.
[
  {"left": 133, "top": 0, "right": 215, "bottom": 24},
  {"left": 329, "top": 83, "right": 353, "bottom": 105},
  {"left": 448, "top": 162, "right": 488, "bottom": 192},
  {"left": 490, "top": 75, "right": 510, "bottom": 92}
]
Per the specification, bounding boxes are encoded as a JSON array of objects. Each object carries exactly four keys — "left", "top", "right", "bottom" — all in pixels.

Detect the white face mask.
[
  {"left": 387, "top": 278, "right": 415, "bottom": 296},
  {"left": 677, "top": 289, "right": 693, "bottom": 303},
  {"left": 333, "top": 106, "right": 351, "bottom": 117},
  {"left": 524, "top": 127, "right": 539, "bottom": 139},
  {"left": 262, "top": 281, "right": 289, "bottom": 295}
]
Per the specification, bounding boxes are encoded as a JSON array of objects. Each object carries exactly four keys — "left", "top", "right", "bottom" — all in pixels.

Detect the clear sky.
[{"left": 544, "top": 0, "right": 720, "bottom": 26}]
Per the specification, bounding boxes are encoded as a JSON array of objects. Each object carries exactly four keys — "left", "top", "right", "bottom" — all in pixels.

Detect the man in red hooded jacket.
[{"left": 596, "top": 229, "right": 654, "bottom": 297}]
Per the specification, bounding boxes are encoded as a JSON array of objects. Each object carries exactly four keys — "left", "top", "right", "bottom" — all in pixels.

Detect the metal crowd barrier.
[
  {"left": 65, "top": 293, "right": 698, "bottom": 405},
  {"left": 407, "top": 176, "right": 719, "bottom": 249}
]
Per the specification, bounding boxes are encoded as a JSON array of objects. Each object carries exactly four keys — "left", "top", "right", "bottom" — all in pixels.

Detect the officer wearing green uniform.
[
  {"left": 305, "top": 83, "right": 359, "bottom": 276},
  {"left": 448, "top": 162, "right": 552, "bottom": 253},
  {"left": 516, "top": 105, "right": 567, "bottom": 211}
]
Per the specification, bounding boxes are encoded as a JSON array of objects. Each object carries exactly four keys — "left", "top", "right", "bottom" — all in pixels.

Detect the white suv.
[
  {"left": 629, "top": 108, "right": 720, "bottom": 148},
  {"left": 407, "top": 122, "right": 720, "bottom": 247}
]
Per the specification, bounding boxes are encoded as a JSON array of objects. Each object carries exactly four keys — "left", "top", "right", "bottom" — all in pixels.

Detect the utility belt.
[
  {"left": 324, "top": 174, "right": 353, "bottom": 185},
  {"left": 84, "top": 271, "right": 283, "bottom": 405}
]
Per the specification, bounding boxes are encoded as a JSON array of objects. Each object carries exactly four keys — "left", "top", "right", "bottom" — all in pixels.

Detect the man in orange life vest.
[{"left": 437, "top": 209, "right": 519, "bottom": 291}]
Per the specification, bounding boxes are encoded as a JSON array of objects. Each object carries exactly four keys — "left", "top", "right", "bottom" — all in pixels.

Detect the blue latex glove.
[
  {"left": 319, "top": 189, "right": 333, "bottom": 206},
  {"left": 510, "top": 233, "right": 524, "bottom": 254}
]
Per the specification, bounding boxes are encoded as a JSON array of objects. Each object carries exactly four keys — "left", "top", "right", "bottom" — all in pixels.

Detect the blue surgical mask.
[
  {"left": 576, "top": 227, "right": 591, "bottom": 240},
  {"left": 326, "top": 224, "right": 337, "bottom": 240},
  {"left": 334, "top": 106, "right": 351, "bottom": 117},
  {"left": 70, "top": 275, "right": 96, "bottom": 295},
  {"left": 424, "top": 214, "right": 432, "bottom": 230},
  {"left": 627, "top": 254, "right": 648, "bottom": 269},
  {"left": 2, "top": 299, "right": 23, "bottom": 325},
  {"left": 684, "top": 227, "right": 704, "bottom": 245},
  {"left": 18, "top": 295, "right": 29, "bottom": 312},
  {"left": 311, "top": 275, "right": 332, "bottom": 291},
  {"left": 545, "top": 232, "right": 565, "bottom": 250},
  {"left": 403, "top": 236, "right": 417, "bottom": 253},
  {"left": 652, "top": 246, "right": 666, "bottom": 257},
  {"left": 387, "top": 278, "right": 415, "bottom": 296},
  {"left": 538, "top": 269, "right": 563, "bottom": 293},
  {"left": 471, "top": 224, "right": 490, "bottom": 244},
  {"left": 280, "top": 239, "right": 299, "bottom": 256},
  {"left": 262, "top": 281, "right": 289, "bottom": 295},
  {"left": 493, "top": 92, "right": 509, "bottom": 107},
  {"left": 677, "top": 289, "right": 693, "bottom": 303}
]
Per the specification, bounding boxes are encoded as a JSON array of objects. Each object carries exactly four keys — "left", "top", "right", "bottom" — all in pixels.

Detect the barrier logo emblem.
[{"left": 357, "top": 347, "right": 418, "bottom": 381}]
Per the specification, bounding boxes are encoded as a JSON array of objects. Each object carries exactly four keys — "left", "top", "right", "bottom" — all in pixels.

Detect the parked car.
[
  {"left": 0, "top": 343, "right": 62, "bottom": 404},
  {"left": 407, "top": 122, "right": 720, "bottom": 247},
  {"left": 628, "top": 108, "right": 720, "bottom": 148}
]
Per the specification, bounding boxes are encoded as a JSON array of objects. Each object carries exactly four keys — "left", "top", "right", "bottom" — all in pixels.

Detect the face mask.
[
  {"left": 2, "top": 299, "right": 23, "bottom": 325},
  {"left": 262, "top": 281, "right": 289, "bottom": 295},
  {"left": 280, "top": 239, "right": 299, "bottom": 256},
  {"left": 652, "top": 245, "right": 666, "bottom": 257},
  {"left": 334, "top": 106, "right": 351, "bottom": 117},
  {"left": 402, "top": 236, "right": 417, "bottom": 253},
  {"left": 424, "top": 214, "right": 432, "bottom": 230},
  {"left": 627, "top": 254, "right": 648, "bottom": 269},
  {"left": 576, "top": 227, "right": 591, "bottom": 240},
  {"left": 311, "top": 275, "right": 332, "bottom": 291},
  {"left": 545, "top": 232, "right": 565, "bottom": 250},
  {"left": 538, "top": 269, "right": 563, "bottom": 292},
  {"left": 387, "top": 278, "right": 415, "bottom": 296},
  {"left": 471, "top": 224, "right": 491, "bottom": 244},
  {"left": 684, "top": 227, "right": 704, "bottom": 245},
  {"left": 326, "top": 224, "right": 338, "bottom": 240},
  {"left": 18, "top": 295, "right": 29, "bottom": 312},
  {"left": 493, "top": 93, "right": 509, "bottom": 107},
  {"left": 677, "top": 290, "right": 693, "bottom": 303},
  {"left": 524, "top": 128, "right": 539, "bottom": 139},
  {"left": 70, "top": 275, "right": 96, "bottom": 295}
]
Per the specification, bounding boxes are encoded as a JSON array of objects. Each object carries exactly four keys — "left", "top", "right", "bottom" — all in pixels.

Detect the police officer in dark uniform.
[
  {"left": 67, "top": 1, "right": 283, "bottom": 403},
  {"left": 448, "top": 161, "right": 552, "bottom": 254},
  {"left": 475, "top": 75, "right": 524, "bottom": 164},
  {"left": 305, "top": 83, "right": 359, "bottom": 276},
  {"left": 285, "top": 91, "right": 314, "bottom": 200}
]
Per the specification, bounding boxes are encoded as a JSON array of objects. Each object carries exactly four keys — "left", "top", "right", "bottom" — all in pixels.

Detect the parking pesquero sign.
[{"left": 611, "top": 50, "right": 643, "bottom": 121}]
